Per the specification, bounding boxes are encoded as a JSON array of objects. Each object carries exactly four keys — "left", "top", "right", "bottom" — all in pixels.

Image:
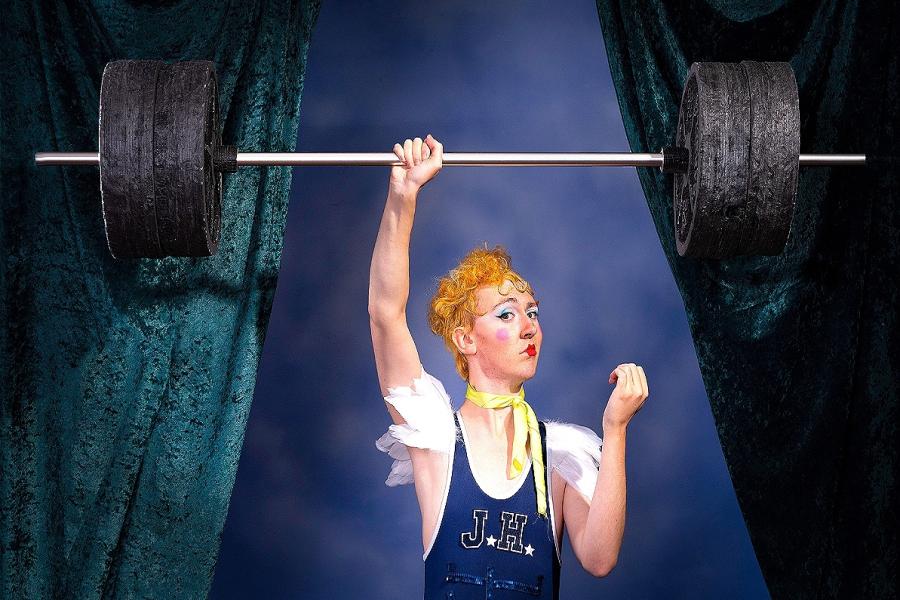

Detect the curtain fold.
[
  {"left": 593, "top": 1, "right": 897, "bottom": 597},
  {"left": 1, "top": 1, "right": 321, "bottom": 597}
]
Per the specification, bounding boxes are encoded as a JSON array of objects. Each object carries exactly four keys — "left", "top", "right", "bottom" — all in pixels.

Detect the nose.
[{"left": 522, "top": 320, "right": 536, "bottom": 339}]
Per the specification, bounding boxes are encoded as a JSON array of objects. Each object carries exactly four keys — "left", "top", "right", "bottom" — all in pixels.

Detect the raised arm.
[{"left": 368, "top": 135, "right": 443, "bottom": 411}]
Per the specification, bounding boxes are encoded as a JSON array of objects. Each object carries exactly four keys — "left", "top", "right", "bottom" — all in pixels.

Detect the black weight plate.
[
  {"left": 99, "top": 60, "right": 164, "bottom": 258},
  {"left": 741, "top": 61, "right": 800, "bottom": 256},
  {"left": 674, "top": 62, "right": 752, "bottom": 258},
  {"left": 153, "top": 61, "right": 222, "bottom": 257}
]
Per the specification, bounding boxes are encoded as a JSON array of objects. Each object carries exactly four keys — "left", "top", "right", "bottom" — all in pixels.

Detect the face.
[{"left": 457, "top": 279, "right": 542, "bottom": 384}]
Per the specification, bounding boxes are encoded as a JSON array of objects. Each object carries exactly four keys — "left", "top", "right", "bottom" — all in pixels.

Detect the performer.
[{"left": 370, "top": 134, "right": 648, "bottom": 599}]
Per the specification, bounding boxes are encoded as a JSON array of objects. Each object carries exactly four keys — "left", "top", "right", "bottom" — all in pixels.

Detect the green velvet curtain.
[
  {"left": 593, "top": 1, "right": 897, "bottom": 597},
  {"left": 1, "top": 1, "right": 320, "bottom": 597}
]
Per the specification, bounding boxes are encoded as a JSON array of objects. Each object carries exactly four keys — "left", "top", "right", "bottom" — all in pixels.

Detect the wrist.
[
  {"left": 387, "top": 182, "right": 419, "bottom": 202},
  {"left": 602, "top": 418, "right": 628, "bottom": 436}
]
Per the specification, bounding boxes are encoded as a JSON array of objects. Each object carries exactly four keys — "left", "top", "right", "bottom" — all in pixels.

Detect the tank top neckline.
[{"left": 455, "top": 410, "right": 533, "bottom": 500}]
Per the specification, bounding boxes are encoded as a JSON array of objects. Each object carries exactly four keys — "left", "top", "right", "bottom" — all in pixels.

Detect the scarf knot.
[{"left": 465, "top": 383, "right": 547, "bottom": 517}]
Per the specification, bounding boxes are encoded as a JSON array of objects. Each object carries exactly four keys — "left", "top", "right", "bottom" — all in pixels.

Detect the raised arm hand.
[{"left": 368, "top": 135, "right": 443, "bottom": 405}]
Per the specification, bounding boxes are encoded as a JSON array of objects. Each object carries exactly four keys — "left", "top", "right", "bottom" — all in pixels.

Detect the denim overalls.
[{"left": 423, "top": 412, "right": 561, "bottom": 599}]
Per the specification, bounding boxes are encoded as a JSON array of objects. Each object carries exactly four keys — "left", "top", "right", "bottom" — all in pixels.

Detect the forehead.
[{"left": 475, "top": 280, "right": 536, "bottom": 312}]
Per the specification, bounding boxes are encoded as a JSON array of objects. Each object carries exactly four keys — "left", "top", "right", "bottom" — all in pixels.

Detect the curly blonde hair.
[{"left": 428, "top": 245, "right": 534, "bottom": 380}]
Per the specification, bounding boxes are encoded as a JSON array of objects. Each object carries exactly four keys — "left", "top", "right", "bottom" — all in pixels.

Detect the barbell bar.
[
  {"left": 33, "top": 59, "right": 869, "bottom": 260},
  {"left": 34, "top": 151, "right": 865, "bottom": 167}
]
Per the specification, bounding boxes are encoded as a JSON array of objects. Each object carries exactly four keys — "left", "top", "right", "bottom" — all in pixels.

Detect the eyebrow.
[{"left": 492, "top": 298, "right": 539, "bottom": 310}]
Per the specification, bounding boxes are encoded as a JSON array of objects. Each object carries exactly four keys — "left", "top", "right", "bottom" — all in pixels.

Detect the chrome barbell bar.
[{"left": 34, "top": 151, "right": 867, "bottom": 168}]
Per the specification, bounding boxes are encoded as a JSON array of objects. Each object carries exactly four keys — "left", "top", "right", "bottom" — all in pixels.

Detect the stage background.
[{"left": 211, "top": 1, "right": 768, "bottom": 598}]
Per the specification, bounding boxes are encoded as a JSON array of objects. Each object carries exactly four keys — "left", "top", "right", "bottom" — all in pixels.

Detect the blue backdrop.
[{"left": 211, "top": 2, "right": 768, "bottom": 598}]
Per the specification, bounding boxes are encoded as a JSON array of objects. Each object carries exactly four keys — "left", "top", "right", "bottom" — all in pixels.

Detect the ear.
[{"left": 452, "top": 326, "right": 476, "bottom": 356}]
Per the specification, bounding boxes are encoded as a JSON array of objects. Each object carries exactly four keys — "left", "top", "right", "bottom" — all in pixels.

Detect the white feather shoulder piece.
[
  {"left": 544, "top": 420, "right": 604, "bottom": 503},
  {"left": 375, "top": 366, "right": 457, "bottom": 487}
]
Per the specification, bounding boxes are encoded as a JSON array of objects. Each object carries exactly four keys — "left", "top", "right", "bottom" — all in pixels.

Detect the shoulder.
[
  {"left": 383, "top": 367, "right": 455, "bottom": 428},
  {"left": 541, "top": 419, "right": 603, "bottom": 502},
  {"left": 543, "top": 419, "right": 603, "bottom": 453},
  {"left": 375, "top": 366, "right": 459, "bottom": 486}
]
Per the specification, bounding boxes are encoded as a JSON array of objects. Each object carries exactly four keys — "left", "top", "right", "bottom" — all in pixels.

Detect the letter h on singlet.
[{"left": 496, "top": 511, "right": 528, "bottom": 553}]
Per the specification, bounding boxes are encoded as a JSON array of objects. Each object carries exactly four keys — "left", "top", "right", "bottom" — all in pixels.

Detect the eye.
[
  {"left": 527, "top": 309, "right": 539, "bottom": 319},
  {"left": 497, "top": 310, "right": 514, "bottom": 321}
]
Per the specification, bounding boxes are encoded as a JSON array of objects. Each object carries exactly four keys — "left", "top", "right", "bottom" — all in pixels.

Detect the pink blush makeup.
[{"left": 495, "top": 328, "right": 510, "bottom": 341}]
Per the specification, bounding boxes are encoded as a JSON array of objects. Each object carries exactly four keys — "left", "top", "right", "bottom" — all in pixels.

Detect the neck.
[
  {"left": 467, "top": 369, "right": 523, "bottom": 396},
  {"left": 460, "top": 372, "right": 523, "bottom": 439}
]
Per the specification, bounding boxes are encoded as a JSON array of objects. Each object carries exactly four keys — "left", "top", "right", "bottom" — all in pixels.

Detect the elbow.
[
  {"left": 367, "top": 304, "right": 382, "bottom": 321},
  {"left": 585, "top": 557, "right": 617, "bottom": 578},
  {"left": 366, "top": 294, "right": 383, "bottom": 320},
  {"left": 368, "top": 304, "right": 404, "bottom": 325}
]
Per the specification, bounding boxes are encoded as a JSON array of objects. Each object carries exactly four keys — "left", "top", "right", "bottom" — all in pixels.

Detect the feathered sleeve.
[
  {"left": 545, "top": 420, "right": 603, "bottom": 502},
  {"left": 374, "top": 366, "right": 457, "bottom": 487}
]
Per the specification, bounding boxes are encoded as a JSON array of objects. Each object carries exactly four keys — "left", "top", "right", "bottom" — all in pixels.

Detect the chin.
[{"left": 521, "top": 364, "right": 539, "bottom": 381}]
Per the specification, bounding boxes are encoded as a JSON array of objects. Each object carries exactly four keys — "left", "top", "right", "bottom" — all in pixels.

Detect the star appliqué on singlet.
[
  {"left": 486, "top": 535, "right": 497, "bottom": 547},
  {"left": 524, "top": 544, "right": 535, "bottom": 557}
]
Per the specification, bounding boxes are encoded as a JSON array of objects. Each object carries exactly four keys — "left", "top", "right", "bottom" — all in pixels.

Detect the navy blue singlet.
[{"left": 423, "top": 412, "right": 561, "bottom": 599}]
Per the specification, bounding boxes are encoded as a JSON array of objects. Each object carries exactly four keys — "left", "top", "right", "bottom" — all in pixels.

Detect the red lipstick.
[{"left": 526, "top": 344, "right": 536, "bottom": 357}]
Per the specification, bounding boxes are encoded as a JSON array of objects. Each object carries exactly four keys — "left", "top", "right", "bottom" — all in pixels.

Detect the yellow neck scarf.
[{"left": 464, "top": 382, "right": 547, "bottom": 518}]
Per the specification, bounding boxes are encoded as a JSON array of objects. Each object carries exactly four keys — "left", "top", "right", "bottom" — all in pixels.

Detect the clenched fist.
[
  {"left": 389, "top": 134, "right": 443, "bottom": 196},
  {"left": 603, "top": 363, "right": 649, "bottom": 429}
]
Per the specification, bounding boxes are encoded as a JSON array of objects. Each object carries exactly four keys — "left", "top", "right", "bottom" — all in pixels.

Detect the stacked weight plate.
[
  {"left": 99, "top": 60, "right": 222, "bottom": 259},
  {"left": 92, "top": 59, "right": 802, "bottom": 260},
  {"left": 674, "top": 61, "right": 800, "bottom": 258}
]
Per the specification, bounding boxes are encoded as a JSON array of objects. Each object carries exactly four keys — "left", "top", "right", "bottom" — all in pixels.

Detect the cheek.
[{"left": 495, "top": 328, "right": 510, "bottom": 342}]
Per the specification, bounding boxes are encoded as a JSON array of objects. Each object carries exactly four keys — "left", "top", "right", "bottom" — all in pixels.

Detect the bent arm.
[
  {"left": 565, "top": 363, "right": 646, "bottom": 576},
  {"left": 564, "top": 423, "right": 626, "bottom": 577}
]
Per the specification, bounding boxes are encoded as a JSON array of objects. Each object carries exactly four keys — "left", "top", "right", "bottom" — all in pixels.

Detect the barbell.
[{"left": 34, "top": 59, "right": 866, "bottom": 259}]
